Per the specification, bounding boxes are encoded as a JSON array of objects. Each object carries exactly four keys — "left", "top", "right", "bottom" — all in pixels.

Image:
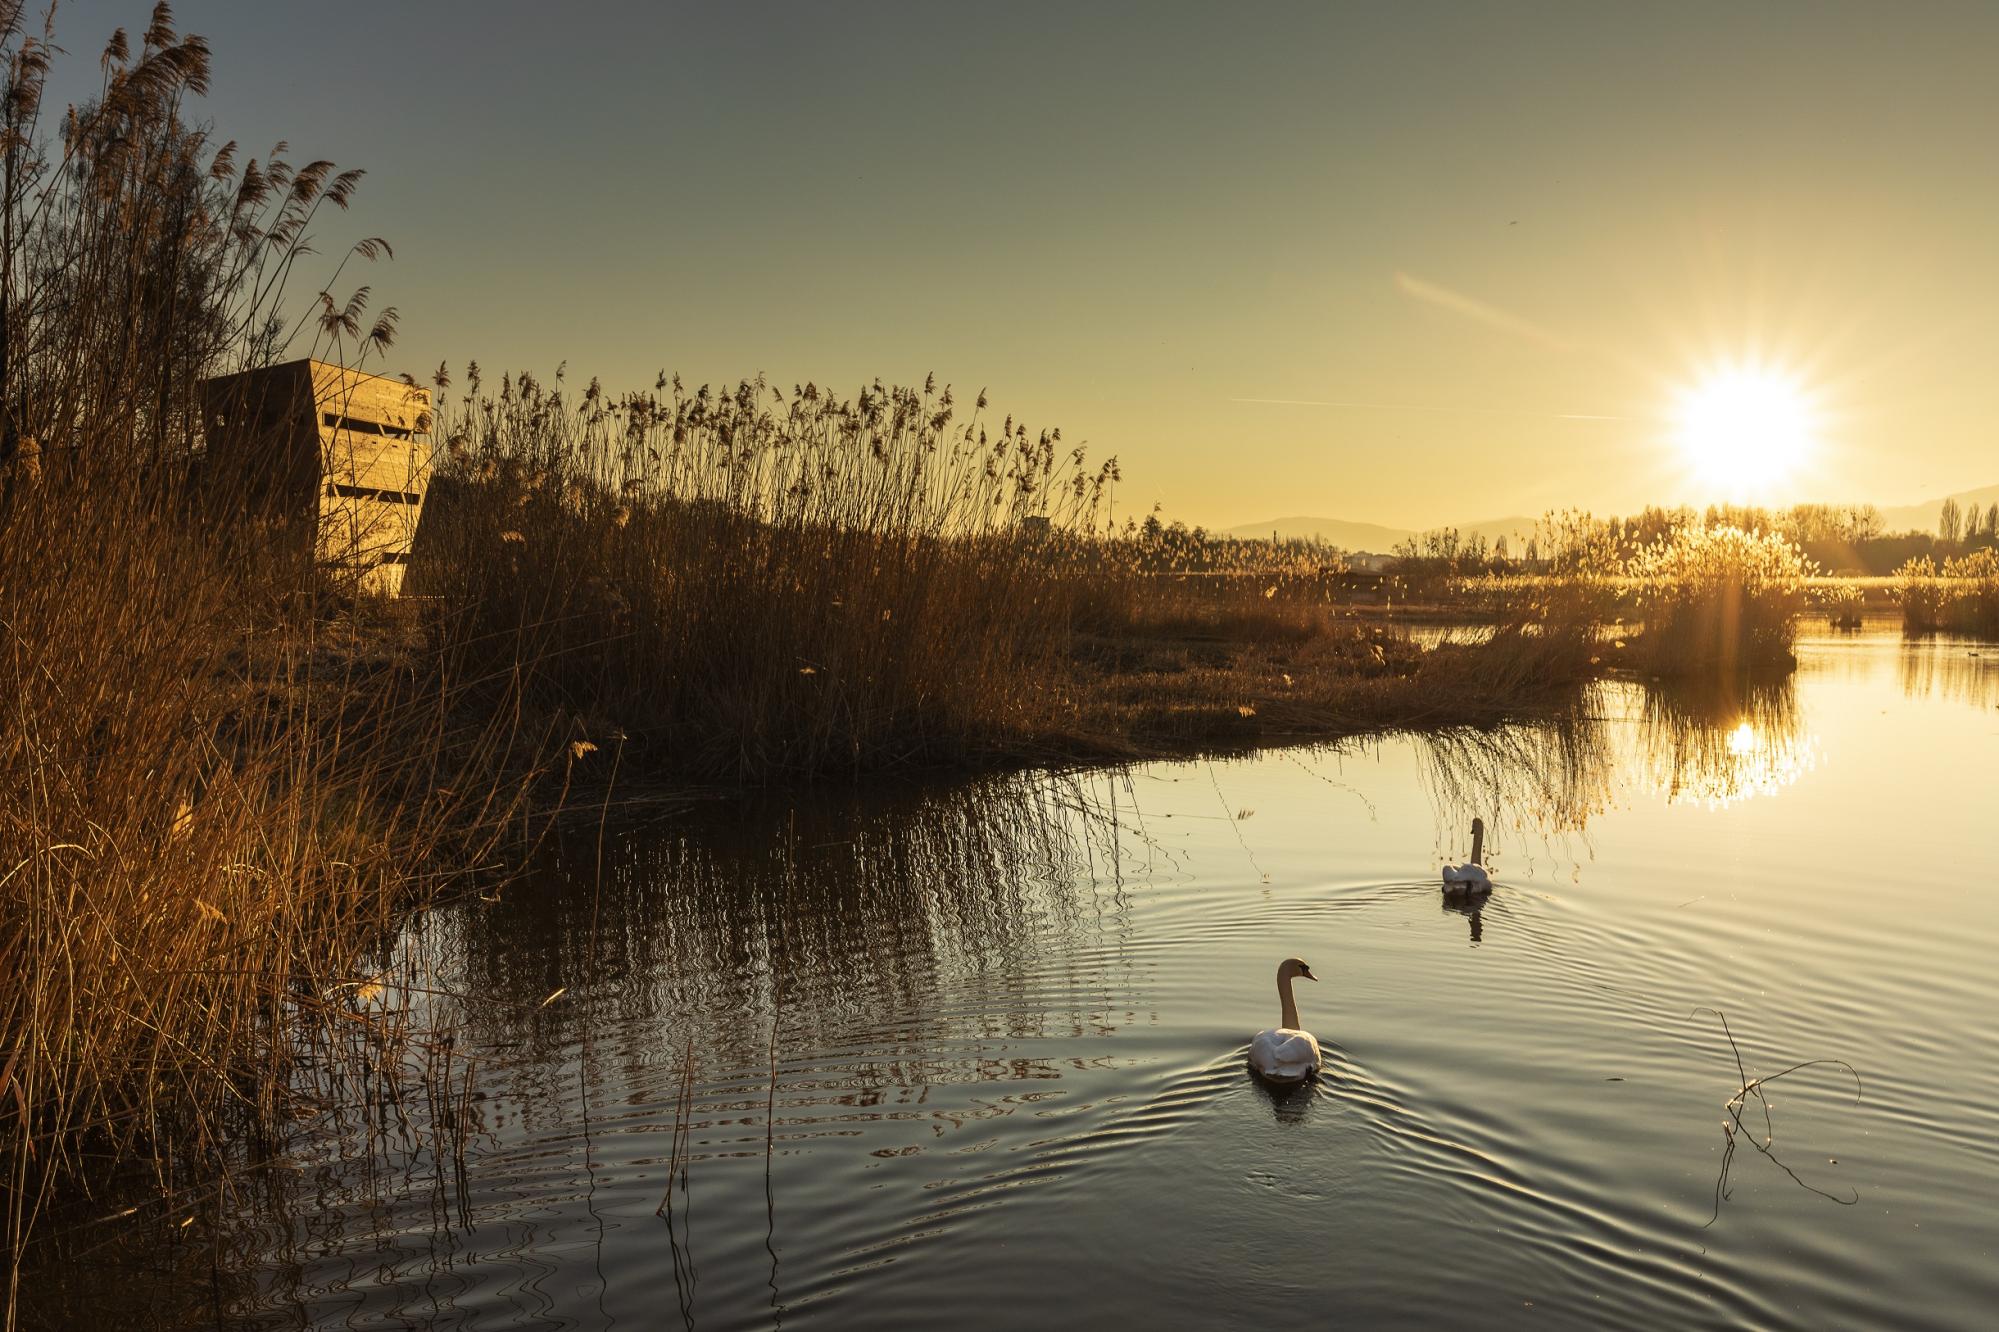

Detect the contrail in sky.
[
  {"left": 1230, "top": 270, "right": 1639, "bottom": 420},
  {"left": 1394, "top": 270, "right": 1576, "bottom": 353}
]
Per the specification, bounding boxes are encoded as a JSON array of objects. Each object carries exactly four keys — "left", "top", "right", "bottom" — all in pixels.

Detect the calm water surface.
[{"left": 242, "top": 635, "right": 1998, "bottom": 1329}]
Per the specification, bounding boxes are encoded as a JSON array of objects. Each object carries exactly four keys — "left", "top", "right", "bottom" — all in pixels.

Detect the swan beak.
[{"left": 1302, "top": 970, "right": 1317, "bottom": 981}]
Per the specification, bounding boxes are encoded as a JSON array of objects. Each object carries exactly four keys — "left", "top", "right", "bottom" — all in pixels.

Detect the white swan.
[
  {"left": 1442, "top": 816, "right": 1491, "bottom": 892},
  {"left": 1248, "top": 958, "right": 1322, "bottom": 1084}
]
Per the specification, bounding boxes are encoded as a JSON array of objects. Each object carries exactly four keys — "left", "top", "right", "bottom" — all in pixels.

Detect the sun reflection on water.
[
  {"left": 1644, "top": 684, "right": 1820, "bottom": 811},
  {"left": 1415, "top": 678, "right": 1822, "bottom": 843}
]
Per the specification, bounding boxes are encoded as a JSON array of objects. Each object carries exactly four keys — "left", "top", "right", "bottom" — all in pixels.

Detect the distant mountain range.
[
  {"left": 1228, "top": 483, "right": 1999, "bottom": 553},
  {"left": 1876, "top": 482, "right": 1999, "bottom": 535},
  {"left": 1222, "top": 514, "right": 1538, "bottom": 552}
]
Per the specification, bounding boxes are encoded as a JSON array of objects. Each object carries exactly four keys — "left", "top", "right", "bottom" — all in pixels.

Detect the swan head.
[{"left": 1279, "top": 957, "right": 1318, "bottom": 983}]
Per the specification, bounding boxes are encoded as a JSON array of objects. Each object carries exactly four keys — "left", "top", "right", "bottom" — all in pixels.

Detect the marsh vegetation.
[{"left": 1893, "top": 548, "right": 1999, "bottom": 637}]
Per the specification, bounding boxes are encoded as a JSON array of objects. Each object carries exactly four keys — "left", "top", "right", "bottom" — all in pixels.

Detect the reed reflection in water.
[
  {"left": 1894, "top": 639, "right": 1999, "bottom": 710},
  {"left": 1636, "top": 676, "right": 1815, "bottom": 808},
  {"left": 1409, "top": 672, "right": 1815, "bottom": 853},
  {"left": 241, "top": 772, "right": 1159, "bottom": 1327}
]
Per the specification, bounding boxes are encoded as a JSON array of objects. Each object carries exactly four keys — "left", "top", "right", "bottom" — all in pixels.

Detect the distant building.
[
  {"left": 1018, "top": 514, "right": 1052, "bottom": 539},
  {"left": 1346, "top": 551, "right": 1396, "bottom": 573}
]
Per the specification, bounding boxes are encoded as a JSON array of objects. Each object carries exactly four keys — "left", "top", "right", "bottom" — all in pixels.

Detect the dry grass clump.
[
  {"left": 1894, "top": 556, "right": 1946, "bottom": 631},
  {"left": 1452, "top": 570, "right": 1618, "bottom": 647},
  {"left": 1623, "top": 526, "right": 1813, "bottom": 672},
  {"left": 1812, "top": 579, "right": 1865, "bottom": 628},
  {"left": 413, "top": 369, "right": 1120, "bottom": 781},
  {"left": 1895, "top": 549, "right": 1999, "bottom": 636},
  {"left": 0, "top": 462, "right": 538, "bottom": 1313}
]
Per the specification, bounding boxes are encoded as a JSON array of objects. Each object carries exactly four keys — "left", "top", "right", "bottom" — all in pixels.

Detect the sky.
[{"left": 47, "top": 0, "right": 1999, "bottom": 529}]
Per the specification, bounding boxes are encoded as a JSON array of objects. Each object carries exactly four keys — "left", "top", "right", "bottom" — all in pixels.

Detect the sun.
[{"left": 1674, "top": 365, "right": 1816, "bottom": 499}]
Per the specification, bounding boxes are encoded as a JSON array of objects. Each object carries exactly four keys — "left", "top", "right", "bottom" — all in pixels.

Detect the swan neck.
[
  {"left": 1470, "top": 818, "right": 1485, "bottom": 867},
  {"left": 1279, "top": 971, "right": 1301, "bottom": 1031}
]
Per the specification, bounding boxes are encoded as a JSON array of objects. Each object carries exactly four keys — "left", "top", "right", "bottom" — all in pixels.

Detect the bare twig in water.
[
  {"left": 655, "top": 1035, "right": 697, "bottom": 1327},
  {"left": 1693, "top": 1007, "right": 1862, "bottom": 1226},
  {"left": 1283, "top": 751, "right": 1380, "bottom": 821},
  {"left": 1206, "top": 761, "right": 1269, "bottom": 883},
  {"left": 765, "top": 832, "right": 790, "bottom": 1323}
]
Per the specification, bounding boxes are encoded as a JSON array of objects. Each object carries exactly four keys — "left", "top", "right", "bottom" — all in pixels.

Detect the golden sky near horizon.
[{"left": 59, "top": 0, "right": 1999, "bottom": 528}]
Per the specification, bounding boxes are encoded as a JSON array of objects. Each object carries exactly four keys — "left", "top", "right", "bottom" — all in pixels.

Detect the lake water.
[{"left": 231, "top": 634, "right": 1997, "bottom": 1329}]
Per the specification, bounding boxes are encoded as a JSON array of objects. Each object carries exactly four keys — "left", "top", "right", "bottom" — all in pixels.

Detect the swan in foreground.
[
  {"left": 1248, "top": 958, "right": 1322, "bottom": 1085},
  {"left": 1442, "top": 817, "right": 1491, "bottom": 893}
]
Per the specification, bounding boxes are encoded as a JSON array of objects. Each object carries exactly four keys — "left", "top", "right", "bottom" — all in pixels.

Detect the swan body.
[
  {"left": 1249, "top": 958, "right": 1322, "bottom": 1084},
  {"left": 1442, "top": 817, "right": 1491, "bottom": 893},
  {"left": 1249, "top": 1026, "right": 1322, "bottom": 1084}
]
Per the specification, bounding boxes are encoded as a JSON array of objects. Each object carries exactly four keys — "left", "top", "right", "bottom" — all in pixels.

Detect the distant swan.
[
  {"left": 1442, "top": 817, "right": 1491, "bottom": 892},
  {"left": 1248, "top": 958, "right": 1322, "bottom": 1085}
]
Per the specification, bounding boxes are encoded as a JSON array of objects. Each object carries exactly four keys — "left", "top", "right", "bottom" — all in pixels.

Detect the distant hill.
[
  {"left": 1228, "top": 485, "right": 1999, "bottom": 551},
  {"left": 1878, "top": 482, "right": 1999, "bottom": 536},
  {"left": 1224, "top": 513, "right": 1538, "bottom": 553},
  {"left": 1223, "top": 515, "right": 1416, "bottom": 551},
  {"left": 1453, "top": 515, "right": 1541, "bottom": 547}
]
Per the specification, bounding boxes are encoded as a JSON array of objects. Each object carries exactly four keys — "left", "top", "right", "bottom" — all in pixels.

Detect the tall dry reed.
[
  {"left": 0, "top": 9, "right": 541, "bottom": 1322},
  {"left": 0, "top": 454, "right": 548, "bottom": 1321},
  {"left": 413, "top": 369, "right": 1121, "bottom": 781}
]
